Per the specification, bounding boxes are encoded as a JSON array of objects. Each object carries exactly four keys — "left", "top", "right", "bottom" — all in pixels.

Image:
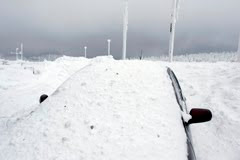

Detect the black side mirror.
[
  {"left": 188, "top": 108, "right": 212, "bottom": 124},
  {"left": 39, "top": 94, "right": 48, "bottom": 103}
]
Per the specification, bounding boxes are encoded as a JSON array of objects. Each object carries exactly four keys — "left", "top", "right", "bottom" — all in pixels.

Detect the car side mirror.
[
  {"left": 188, "top": 108, "right": 212, "bottom": 125},
  {"left": 39, "top": 94, "right": 48, "bottom": 103}
]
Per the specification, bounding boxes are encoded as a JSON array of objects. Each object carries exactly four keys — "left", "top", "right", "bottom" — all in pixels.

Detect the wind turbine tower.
[{"left": 168, "top": 0, "right": 181, "bottom": 62}]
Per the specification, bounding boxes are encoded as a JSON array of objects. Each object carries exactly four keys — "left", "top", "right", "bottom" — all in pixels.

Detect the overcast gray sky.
[{"left": 0, "top": 0, "right": 239, "bottom": 59}]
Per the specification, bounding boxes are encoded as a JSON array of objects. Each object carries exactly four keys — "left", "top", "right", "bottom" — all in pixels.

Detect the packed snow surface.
[
  {"left": 0, "top": 56, "right": 187, "bottom": 160},
  {"left": 0, "top": 56, "right": 240, "bottom": 160}
]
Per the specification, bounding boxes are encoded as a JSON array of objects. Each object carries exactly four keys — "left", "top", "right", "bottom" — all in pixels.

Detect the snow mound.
[
  {"left": 89, "top": 55, "right": 114, "bottom": 63},
  {"left": 0, "top": 60, "right": 187, "bottom": 160},
  {"left": 54, "top": 55, "right": 88, "bottom": 62},
  {"left": 0, "top": 56, "right": 90, "bottom": 117}
]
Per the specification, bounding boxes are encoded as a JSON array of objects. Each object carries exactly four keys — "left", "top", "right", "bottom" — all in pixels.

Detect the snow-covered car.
[{"left": 0, "top": 59, "right": 212, "bottom": 160}]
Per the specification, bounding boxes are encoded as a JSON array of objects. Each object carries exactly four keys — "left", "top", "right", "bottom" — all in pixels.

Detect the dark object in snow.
[
  {"left": 33, "top": 68, "right": 41, "bottom": 75},
  {"left": 39, "top": 94, "right": 48, "bottom": 103},
  {"left": 90, "top": 125, "right": 94, "bottom": 130}
]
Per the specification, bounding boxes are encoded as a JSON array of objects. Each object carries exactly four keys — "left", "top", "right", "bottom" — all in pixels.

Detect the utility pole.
[
  {"left": 20, "top": 43, "right": 23, "bottom": 60},
  {"left": 16, "top": 48, "right": 19, "bottom": 60},
  {"left": 238, "top": 33, "right": 240, "bottom": 62},
  {"left": 168, "top": 0, "right": 179, "bottom": 62},
  {"left": 122, "top": 0, "right": 128, "bottom": 60},
  {"left": 107, "top": 39, "right": 111, "bottom": 56},
  {"left": 84, "top": 46, "right": 87, "bottom": 58},
  {"left": 140, "top": 49, "right": 143, "bottom": 60},
  {"left": 238, "top": 33, "right": 240, "bottom": 53}
]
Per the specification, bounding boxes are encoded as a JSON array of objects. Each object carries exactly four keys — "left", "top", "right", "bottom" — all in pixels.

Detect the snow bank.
[
  {"left": 0, "top": 57, "right": 90, "bottom": 117},
  {"left": 0, "top": 59, "right": 187, "bottom": 160}
]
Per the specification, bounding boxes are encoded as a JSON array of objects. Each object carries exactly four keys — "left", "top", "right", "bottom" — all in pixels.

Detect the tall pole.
[
  {"left": 122, "top": 0, "right": 128, "bottom": 60},
  {"left": 20, "top": 43, "right": 23, "bottom": 60},
  {"left": 238, "top": 33, "right": 240, "bottom": 62},
  {"left": 107, "top": 39, "right": 111, "bottom": 56},
  {"left": 168, "top": 0, "right": 178, "bottom": 62},
  {"left": 16, "top": 48, "right": 19, "bottom": 61},
  {"left": 84, "top": 46, "right": 87, "bottom": 58},
  {"left": 238, "top": 33, "right": 240, "bottom": 53}
]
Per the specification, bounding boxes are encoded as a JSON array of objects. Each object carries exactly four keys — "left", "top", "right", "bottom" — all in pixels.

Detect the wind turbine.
[
  {"left": 122, "top": 0, "right": 128, "bottom": 60},
  {"left": 11, "top": 43, "right": 24, "bottom": 61},
  {"left": 168, "top": 0, "right": 181, "bottom": 62}
]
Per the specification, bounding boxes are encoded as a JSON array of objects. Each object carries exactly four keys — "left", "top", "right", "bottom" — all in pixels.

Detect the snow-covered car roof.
[{"left": 0, "top": 58, "right": 187, "bottom": 160}]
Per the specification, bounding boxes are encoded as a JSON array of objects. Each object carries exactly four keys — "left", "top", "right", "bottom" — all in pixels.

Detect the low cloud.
[{"left": 0, "top": 0, "right": 239, "bottom": 58}]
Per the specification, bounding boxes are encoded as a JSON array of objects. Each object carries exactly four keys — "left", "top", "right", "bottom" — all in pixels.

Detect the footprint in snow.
[
  {"left": 64, "top": 121, "right": 71, "bottom": 128},
  {"left": 81, "top": 82, "right": 87, "bottom": 86},
  {"left": 61, "top": 137, "right": 68, "bottom": 143}
]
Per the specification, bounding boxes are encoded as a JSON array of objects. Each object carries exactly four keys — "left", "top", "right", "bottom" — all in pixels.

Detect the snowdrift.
[
  {"left": 0, "top": 56, "right": 90, "bottom": 117},
  {"left": 0, "top": 57, "right": 187, "bottom": 160}
]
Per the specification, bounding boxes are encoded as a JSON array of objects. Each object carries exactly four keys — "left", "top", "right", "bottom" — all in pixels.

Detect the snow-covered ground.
[
  {"left": 140, "top": 52, "right": 239, "bottom": 62},
  {"left": 0, "top": 56, "right": 90, "bottom": 117},
  {"left": 0, "top": 56, "right": 239, "bottom": 160}
]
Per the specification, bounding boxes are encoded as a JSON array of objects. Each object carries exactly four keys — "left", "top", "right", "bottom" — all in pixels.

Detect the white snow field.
[
  {"left": 0, "top": 56, "right": 240, "bottom": 160},
  {"left": 141, "top": 52, "right": 239, "bottom": 62}
]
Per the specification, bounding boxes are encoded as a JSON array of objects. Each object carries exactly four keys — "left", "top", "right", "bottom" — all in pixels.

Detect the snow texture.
[
  {"left": 139, "top": 52, "right": 239, "bottom": 62},
  {"left": 0, "top": 55, "right": 240, "bottom": 160},
  {"left": 181, "top": 111, "right": 192, "bottom": 123},
  {"left": 0, "top": 56, "right": 90, "bottom": 117},
  {"left": 0, "top": 56, "right": 187, "bottom": 160}
]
